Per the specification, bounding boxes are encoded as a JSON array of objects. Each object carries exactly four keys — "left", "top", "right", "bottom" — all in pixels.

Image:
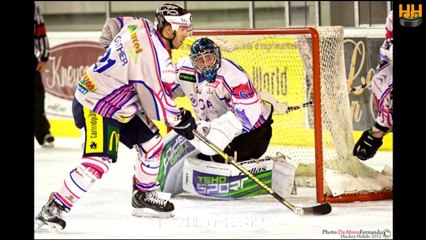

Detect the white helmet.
[
  {"left": 380, "top": 44, "right": 393, "bottom": 63},
  {"left": 154, "top": 3, "right": 192, "bottom": 33}
]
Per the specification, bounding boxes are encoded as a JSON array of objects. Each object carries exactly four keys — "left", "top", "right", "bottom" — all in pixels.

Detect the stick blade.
[
  {"left": 303, "top": 203, "right": 332, "bottom": 216},
  {"left": 259, "top": 91, "right": 288, "bottom": 112}
]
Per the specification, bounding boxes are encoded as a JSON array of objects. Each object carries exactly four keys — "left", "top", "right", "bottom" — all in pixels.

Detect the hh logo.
[{"left": 399, "top": 4, "right": 423, "bottom": 27}]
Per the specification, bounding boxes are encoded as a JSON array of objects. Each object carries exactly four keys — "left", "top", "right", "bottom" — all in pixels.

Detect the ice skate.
[
  {"left": 42, "top": 133, "right": 55, "bottom": 148},
  {"left": 132, "top": 188, "right": 175, "bottom": 218},
  {"left": 35, "top": 192, "right": 66, "bottom": 232}
]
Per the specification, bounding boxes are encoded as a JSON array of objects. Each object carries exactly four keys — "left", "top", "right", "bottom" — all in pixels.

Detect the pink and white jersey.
[
  {"left": 75, "top": 18, "right": 181, "bottom": 126},
  {"left": 175, "top": 57, "right": 272, "bottom": 133},
  {"left": 385, "top": 11, "right": 393, "bottom": 41},
  {"left": 371, "top": 62, "right": 393, "bottom": 130}
]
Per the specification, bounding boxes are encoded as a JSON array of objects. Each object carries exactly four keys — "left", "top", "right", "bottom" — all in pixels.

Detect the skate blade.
[
  {"left": 34, "top": 219, "right": 64, "bottom": 233},
  {"left": 42, "top": 142, "right": 54, "bottom": 148},
  {"left": 132, "top": 208, "right": 174, "bottom": 218}
]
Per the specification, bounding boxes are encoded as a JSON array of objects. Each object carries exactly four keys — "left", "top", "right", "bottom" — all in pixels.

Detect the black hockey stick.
[
  {"left": 285, "top": 101, "right": 314, "bottom": 113},
  {"left": 192, "top": 130, "right": 332, "bottom": 216},
  {"left": 260, "top": 91, "right": 313, "bottom": 114}
]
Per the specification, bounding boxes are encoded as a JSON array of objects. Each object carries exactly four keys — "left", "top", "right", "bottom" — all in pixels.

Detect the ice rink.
[{"left": 34, "top": 138, "right": 393, "bottom": 239}]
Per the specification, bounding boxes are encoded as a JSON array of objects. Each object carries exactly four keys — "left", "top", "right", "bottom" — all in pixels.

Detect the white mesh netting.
[{"left": 172, "top": 26, "right": 392, "bottom": 199}]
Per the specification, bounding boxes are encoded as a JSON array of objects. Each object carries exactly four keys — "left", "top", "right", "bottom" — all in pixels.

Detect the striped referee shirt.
[{"left": 34, "top": 2, "right": 49, "bottom": 62}]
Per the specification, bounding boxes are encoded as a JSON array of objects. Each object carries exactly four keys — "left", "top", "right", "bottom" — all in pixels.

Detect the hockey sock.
[{"left": 54, "top": 156, "right": 112, "bottom": 212}]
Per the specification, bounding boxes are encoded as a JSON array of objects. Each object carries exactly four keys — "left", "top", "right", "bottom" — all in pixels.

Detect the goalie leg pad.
[
  {"left": 55, "top": 156, "right": 112, "bottom": 212},
  {"left": 270, "top": 155, "right": 296, "bottom": 198},
  {"left": 182, "top": 157, "right": 273, "bottom": 198},
  {"left": 158, "top": 130, "right": 199, "bottom": 195},
  {"left": 134, "top": 135, "right": 163, "bottom": 191}
]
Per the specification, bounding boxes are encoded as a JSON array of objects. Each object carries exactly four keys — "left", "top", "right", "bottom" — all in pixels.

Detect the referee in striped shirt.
[{"left": 34, "top": 1, "right": 54, "bottom": 148}]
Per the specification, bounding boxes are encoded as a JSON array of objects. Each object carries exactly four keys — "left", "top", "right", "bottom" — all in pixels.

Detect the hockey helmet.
[
  {"left": 154, "top": 3, "right": 192, "bottom": 34},
  {"left": 380, "top": 41, "right": 393, "bottom": 63},
  {"left": 386, "top": 44, "right": 393, "bottom": 62},
  {"left": 190, "top": 38, "right": 222, "bottom": 82}
]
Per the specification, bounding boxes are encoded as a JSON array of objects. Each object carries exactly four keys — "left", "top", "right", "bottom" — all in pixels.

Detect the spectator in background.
[{"left": 34, "top": 1, "right": 54, "bottom": 147}]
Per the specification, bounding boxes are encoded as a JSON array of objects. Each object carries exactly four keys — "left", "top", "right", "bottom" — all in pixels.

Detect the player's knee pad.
[
  {"left": 136, "top": 134, "right": 163, "bottom": 160},
  {"left": 80, "top": 156, "right": 112, "bottom": 179},
  {"left": 69, "top": 156, "right": 112, "bottom": 191}
]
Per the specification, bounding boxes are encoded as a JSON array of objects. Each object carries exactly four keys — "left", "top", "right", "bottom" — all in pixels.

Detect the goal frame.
[{"left": 191, "top": 28, "right": 392, "bottom": 204}]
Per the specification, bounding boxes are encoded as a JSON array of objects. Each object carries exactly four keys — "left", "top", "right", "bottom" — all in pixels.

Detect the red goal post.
[{"left": 172, "top": 27, "right": 392, "bottom": 204}]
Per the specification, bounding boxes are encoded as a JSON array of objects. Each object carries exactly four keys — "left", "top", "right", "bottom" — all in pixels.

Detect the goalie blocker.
[{"left": 157, "top": 131, "right": 296, "bottom": 199}]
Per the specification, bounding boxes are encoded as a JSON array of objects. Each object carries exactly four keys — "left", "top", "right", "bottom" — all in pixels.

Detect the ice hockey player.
[
  {"left": 353, "top": 10, "right": 393, "bottom": 161},
  {"left": 35, "top": 3, "right": 195, "bottom": 232},
  {"left": 157, "top": 37, "right": 296, "bottom": 199},
  {"left": 177, "top": 37, "right": 274, "bottom": 162}
]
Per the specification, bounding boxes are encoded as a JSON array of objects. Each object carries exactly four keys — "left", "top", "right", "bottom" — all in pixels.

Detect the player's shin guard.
[
  {"left": 132, "top": 136, "right": 174, "bottom": 218},
  {"left": 55, "top": 156, "right": 112, "bottom": 211},
  {"left": 134, "top": 136, "right": 162, "bottom": 192}
]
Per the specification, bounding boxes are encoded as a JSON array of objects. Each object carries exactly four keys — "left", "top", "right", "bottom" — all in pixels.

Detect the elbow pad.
[{"left": 99, "top": 18, "right": 121, "bottom": 49}]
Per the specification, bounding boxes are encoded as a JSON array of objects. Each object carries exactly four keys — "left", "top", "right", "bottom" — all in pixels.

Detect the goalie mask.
[
  {"left": 154, "top": 3, "right": 192, "bottom": 36},
  {"left": 190, "top": 38, "right": 221, "bottom": 82}
]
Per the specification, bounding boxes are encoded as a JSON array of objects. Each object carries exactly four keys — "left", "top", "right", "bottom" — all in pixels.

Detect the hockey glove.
[
  {"left": 353, "top": 129, "right": 383, "bottom": 161},
  {"left": 172, "top": 108, "right": 196, "bottom": 140}
]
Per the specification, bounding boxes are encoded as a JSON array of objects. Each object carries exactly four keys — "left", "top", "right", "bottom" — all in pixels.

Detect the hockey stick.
[
  {"left": 348, "top": 68, "right": 374, "bottom": 95},
  {"left": 260, "top": 91, "right": 313, "bottom": 114},
  {"left": 286, "top": 101, "right": 314, "bottom": 113},
  {"left": 192, "top": 129, "right": 332, "bottom": 216},
  {"left": 349, "top": 83, "right": 368, "bottom": 93}
]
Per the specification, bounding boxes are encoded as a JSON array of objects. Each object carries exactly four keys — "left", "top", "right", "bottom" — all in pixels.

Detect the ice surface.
[{"left": 35, "top": 138, "right": 392, "bottom": 239}]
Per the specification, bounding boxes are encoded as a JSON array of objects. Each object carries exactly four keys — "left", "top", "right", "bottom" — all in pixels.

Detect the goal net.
[{"left": 171, "top": 27, "right": 392, "bottom": 203}]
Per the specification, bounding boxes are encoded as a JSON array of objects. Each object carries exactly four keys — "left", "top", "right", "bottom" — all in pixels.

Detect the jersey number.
[{"left": 93, "top": 48, "right": 116, "bottom": 73}]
